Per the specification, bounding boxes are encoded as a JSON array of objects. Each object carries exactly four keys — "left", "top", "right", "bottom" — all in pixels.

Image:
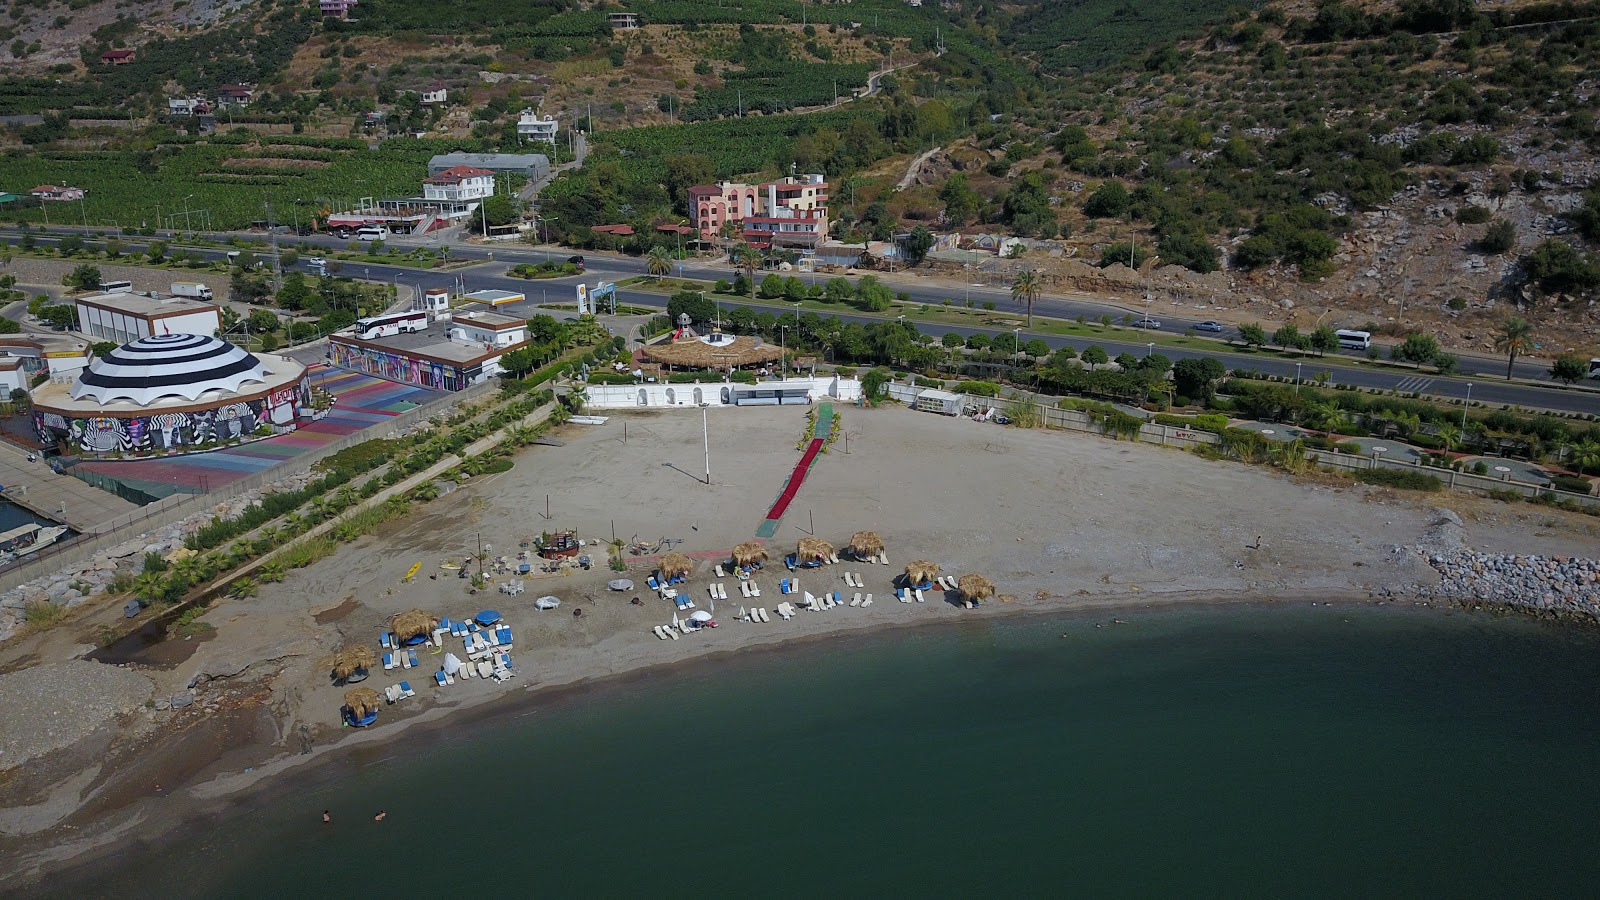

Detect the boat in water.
[{"left": 0, "top": 522, "right": 68, "bottom": 563}]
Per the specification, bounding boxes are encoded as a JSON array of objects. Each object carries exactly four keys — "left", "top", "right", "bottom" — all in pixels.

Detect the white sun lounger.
[
  {"left": 653, "top": 625, "right": 667, "bottom": 639},
  {"left": 760, "top": 607, "right": 771, "bottom": 623},
  {"left": 915, "top": 589, "right": 926, "bottom": 603},
  {"left": 667, "top": 626, "right": 680, "bottom": 640},
  {"left": 718, "top": 584, "right": 729, "bottom": 600},
  {"left": 708, "top": 585, "right": 719, "bottom": 601},
  {"left": 715, "top": 565, "right": 726, "bottom": 577},
  {"left": 749, "top": 583, "right": 761, "bottom": 597},
  {"left": 849, "top": 593, "right": 861, "bottom": 607},
  {"left": 863, "top": 594, "right": 873, "bottom": 607},
  {"left": 879, "top": 551, "right": 889, "bottom": 565},
  {"left": 829, "top": 553, "right": 840, "bottom": 564},
  {"left": 740, "top": 581, "right": 751, "bottom": 598},
  {"left": 477, "top": 660, "right": 493, "bottom": 679}
]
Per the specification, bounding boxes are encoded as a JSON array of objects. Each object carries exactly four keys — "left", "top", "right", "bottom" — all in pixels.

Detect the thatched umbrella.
[
  {"left": 732, "top": 541, "right": 768, "bottom": 567},
  {"left": 391, "top": 609, "right": 438, "bottom": 643},
  {"left": 343, "top": 687, "right": 382, "bottom": 718},
  {"left": 796, "top": 537, "right": 834, "bottom": 564},
  {"left": 904, "top": 560, "right": 940, "bottom": 586},
  {"left": 325, "top": 644, "right": 377, "bottom": 684},
  {"left": 659, "top": 552, "right": 693, "bottom": 580},
  {"left": 957, "top": 574, "right": 996, "bottom": 603},
  {"left": 848, "top": 531, "right": 885, "bottom": 559}
]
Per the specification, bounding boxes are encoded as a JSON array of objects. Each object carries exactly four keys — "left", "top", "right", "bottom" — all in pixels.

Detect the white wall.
[
  {"left": 585, "top": 376, "right": 861, "bottom": 409},
  {"left": 76, "top": 304, "right": 220, "bottom": 344}
]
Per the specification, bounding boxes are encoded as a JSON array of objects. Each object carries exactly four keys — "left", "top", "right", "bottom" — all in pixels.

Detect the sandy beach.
[{"left": 1, "top": 401, "right": 1596, "bottom": 888}]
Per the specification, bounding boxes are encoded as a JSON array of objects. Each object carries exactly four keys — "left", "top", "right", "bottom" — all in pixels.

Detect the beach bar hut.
[
  {"left": 326, "top": 644, "right": 377, "bottom": 685},
  {"left": 956, "top": 574, "right": 996, "bottom": 606},
  {"left": 392, "top": 609, "right": 439, "bottom": 647},
  {"left": 792, "top": 537, "right": 833, "bottom": 569},
  {"left": 731, "top": 541, "right": 768, "bottom": 570},
  {"left": 658, "top": 551, "right": 693, "bottom": 585},
  {"left": 904, "top": 560, "right": 940, "bottom": 591},
  {"left": 848, "top": 531, "right": 884, "bottom": 561},
  {"left": 342, "top": 687, "right": 381, "bottom": 727}
]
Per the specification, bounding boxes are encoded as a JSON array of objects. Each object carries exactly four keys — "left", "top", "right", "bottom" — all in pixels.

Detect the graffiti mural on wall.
[
  {"left": 331, "top": 341, "right": 462, "bottom": 391},
  {"left": 36, "top": 377, "right": 313, "bottom": 455}
]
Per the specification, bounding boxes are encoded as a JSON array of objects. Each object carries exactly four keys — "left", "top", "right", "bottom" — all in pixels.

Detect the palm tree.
[
  {"left": 1494, "top": 317, "right": 1534, "bottom": 380},
  {"left": 1570, "top": 440, "right": 1600, "bottom": 476},
  {"left": 736, "top": 243, "right": 758, "bottom": 299},
  {"left": 1011, "top": 269, "right": 1042, "bottom": 328},
  {"left": 646, "top": 245, "right": 673, "bottom": 281}
]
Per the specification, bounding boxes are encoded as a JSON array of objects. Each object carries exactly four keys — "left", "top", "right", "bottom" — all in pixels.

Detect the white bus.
[
  {"left": 354, "top": 311, "right": 428, "bottom": 339},
  {"left": 1335, "top": 329, "right": 1372, "bottom": 351},
  {"left": 100, "top": 280, "right": 133, "bottom": 294}
]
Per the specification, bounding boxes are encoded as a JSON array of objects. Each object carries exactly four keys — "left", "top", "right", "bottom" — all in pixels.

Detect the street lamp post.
[
  {"left": 1014, "top": 327, "right": 1022, "bottom": 355},
  {"left": 1295, "top": 362, "right": 1303, "bottom": 384},
  {"left": 701, "top": 404, "right": 711, "bottom": 485},
  {"left": 1462, "top": 382, "right": 1472, "bottom": 429},
  {"left": 1146, "top": 341, "right": 1154, "bottom": 359},
  {"left": 779, "top": 325, "right": 788, "bottom": 380}
]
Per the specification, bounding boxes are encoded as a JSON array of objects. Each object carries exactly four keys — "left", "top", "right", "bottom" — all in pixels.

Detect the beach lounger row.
[
  {"left": 385, "top": 682, "right": 416, "bottom": 703},
  {"left": 843, "top": 572, "right": 869, "bottom": 587},
  {"left": 707, "top": 583, "right": 729, "bottom": 601},
  {"left": 738, "top": 581, "right": 763, "bottom": 598},
  {"left": 780, "top": 578, "right": 798, "bottom": 594},
  {"left": 776, "top": 602, "right": 797, "bottom": 620}
]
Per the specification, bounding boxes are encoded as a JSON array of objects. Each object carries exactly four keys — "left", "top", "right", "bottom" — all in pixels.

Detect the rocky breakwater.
[{"left": 1422, "top": 549, "right": 1600, "bottom": 620}]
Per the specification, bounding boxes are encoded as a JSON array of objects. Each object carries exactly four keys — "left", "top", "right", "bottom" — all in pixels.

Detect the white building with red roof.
[{"left": 422, "top": 166, "right": 495, "bottom": 203}]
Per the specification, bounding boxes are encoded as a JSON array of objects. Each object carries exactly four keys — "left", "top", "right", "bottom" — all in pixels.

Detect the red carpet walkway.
[{"left": 755, "top": 403, "right": 832, "bottom": 538}]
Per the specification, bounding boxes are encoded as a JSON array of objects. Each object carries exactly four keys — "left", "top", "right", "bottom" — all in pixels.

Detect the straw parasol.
[
  {"left": 848, "top": 531, "right": 885, "bottom": 559},
  {"left": 796, "top": 537, "right": 834, "bottom": 564},
  {"left": 957, "top": 574, "right": 996, "bottom": 603},
  {"left": 732, "top": 541, "right": 768, "bottom": 567},
  {"left": 391, "top": 609, "right": 438, "bottom": 643},
  {"left": 904, "top": 560, "right": 941, "bottom": 585},
  {"left": 343, "top": 687, "right": 381, "bottom": 718},
  {"left": 325, "top": 644, "right": 377, "bottom": 683},
  {"left": 659, "top": 551, "right": 693, "bottom": 579}
]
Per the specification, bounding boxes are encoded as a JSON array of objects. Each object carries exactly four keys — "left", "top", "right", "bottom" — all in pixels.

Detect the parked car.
[
  {"left": 1132, "top": 317, "right": 1161, "bottom": 329},
  {"left": 567, "top": 255, "right": 585, "bottom": 270},
  {"left": 1193, "top": 320, "right": 1224, "bottom": 332}
]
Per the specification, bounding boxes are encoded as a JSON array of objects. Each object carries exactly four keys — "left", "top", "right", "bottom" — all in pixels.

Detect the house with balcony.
[
  {"left": 609, "top": 11, "right": 642, "bottom": 29},
  {"left": 420, "top": 80, "right": 447, "bottom": 104},
  {"left": 216, "top": 84, "right": 255, "bottom": 107},
  {"left": 320, "top": 0, "right": 357, "bottom": 18},
  {"left": 688, "top": 173, "right": 829, "bottom": 246},
  {"left": 516, "top": 109, "right": 558, "bottom": 144},
  {"left": 422, "top": 166, "right": 496, "bottom": 203}
]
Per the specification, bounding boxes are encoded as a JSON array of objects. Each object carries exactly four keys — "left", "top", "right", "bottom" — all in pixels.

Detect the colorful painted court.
[{"left": 71, "top": 367, "right": 440, "bottom": 498}]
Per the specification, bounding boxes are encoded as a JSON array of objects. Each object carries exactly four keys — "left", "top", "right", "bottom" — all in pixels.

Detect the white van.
[{"left": 355, "top": 225, "right": 388, "bottom": 241}]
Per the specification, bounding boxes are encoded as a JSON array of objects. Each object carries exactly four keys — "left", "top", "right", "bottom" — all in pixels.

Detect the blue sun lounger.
[
  {"left": 407, "top": 649, "right": 419, "bottom": 668},
  {"left": 780, "top": 578, "right": 791, "bottom": 594},
  {"left": 647, "top": 575, "right": 661, "bottom": 590},
  {"left": 382, "top": 652, "right": 396, "bottom": 670},
  {"left": 496, "top": 626, "right": 512, "bottom": 646},
  {"left": 380, "top": 632, "right": 395, "bottom": 649},
  {"left": 434, "top": 670, "right": 448, "bottom": 687}
]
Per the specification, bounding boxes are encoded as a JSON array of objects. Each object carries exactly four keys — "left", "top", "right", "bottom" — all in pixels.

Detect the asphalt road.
[{"left": 5, "top": 229, "right": 1597, "bottom": 415}]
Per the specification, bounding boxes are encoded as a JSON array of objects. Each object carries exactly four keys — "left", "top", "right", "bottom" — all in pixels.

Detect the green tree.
[
  {"left": 1238, "top": 323, "right": 1268, "bottom": 348},
  {"left": 1010, "top": 269, "right": 1042, "bottom": 328},
  {"left": 146, "top": 240, "right": 167, "bottom": 262},
  {"left": 646, "top": 246, "right": 673, "bottom": 280},
  {"left": 1391, "top": 333, "right": 1441, "bottom": 368},
  {"left": 855, "top": 275, "right": 893, "bottom": 312},
  {"left": 58, "top": 234, "right": 84, "bottom": 256},
  {"left": 1272, "top": 323, "right": 1303, "bottom": 351},
  {"left": 246, "top": 308, "right": 281, "bottom": 334},
  {"left": 63, "top": 264, "right": 101, "bottom": 291},
  {"left": 1023, "top": 338, "right": 1051, "bottom": 359},
  {"left": 1479, "top": 220, "right": 1516, "bottom": 255},
  {"left": 38, "top": 305, "right": 77, "bottom": 328},
  {"left": 783, "top": 276, "right": 807, "bottom": 302},
  {"left": 1550, "top": 352, "right": 1588, "bottom": 384},
  {"left": 1173, "top": 356, "right": 1226, "bottom": 399},
  {"left": 667, "top": 290, "right": 716, "bottom": 326},
  {"left": 759, "top": 273, "right": 784, "bottom": 299},
  {"left": 1523, "top": 239, "right": 1600, "bottom": 295},
  {"left": 1081, "top": 345, "right": 1109, "bottom": 366},
  {"left": 1309, "top": 325, "right": 1339, "bottom": 356},
  {"left": 275, "top": 272, "right": 312, "bottom": 310},
  {"left": 1083, "top": 181, "right": 1131, "bottom": 218},
  {"left": 903, "top": 225, "right": 934, "bottom": 266},
  {"left": 941, "top": 332, "right": 964, "bottom": 348},
  {"left": 1494, "top": 317, "right": 1533, "bottom": 379},
  {"left": 966, "top": 333, "right": 990, "bottom": 351},
  {"left": 939, "top": 173, "right": 980, "bottom": 226},
  {"left": 823, "top": 277, "right": 854, "bottom": 303}
]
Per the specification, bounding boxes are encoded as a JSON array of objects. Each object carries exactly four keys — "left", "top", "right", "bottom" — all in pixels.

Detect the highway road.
[{"left": 4, "top": 229, "right": 1597, "bottom": 415}]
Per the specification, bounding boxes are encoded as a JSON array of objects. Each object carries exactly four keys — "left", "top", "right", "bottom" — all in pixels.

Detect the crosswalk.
[{"left": 1393, "top": 376, "right": 1435, "bottom": 393}]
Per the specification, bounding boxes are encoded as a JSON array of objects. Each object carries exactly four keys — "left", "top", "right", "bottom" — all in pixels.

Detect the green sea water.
[{"left": 68, "top": 605, "right": 1600, "bottom": 898}]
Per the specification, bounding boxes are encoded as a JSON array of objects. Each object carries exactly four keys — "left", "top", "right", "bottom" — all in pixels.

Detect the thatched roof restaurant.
[{"left": 640, "top": 330, "right": 784, "bottom": 371}]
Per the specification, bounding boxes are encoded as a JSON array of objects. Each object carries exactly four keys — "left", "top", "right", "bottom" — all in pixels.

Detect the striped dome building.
[{"left": 32, "top": 334, "right": 314, "bottom": 455}]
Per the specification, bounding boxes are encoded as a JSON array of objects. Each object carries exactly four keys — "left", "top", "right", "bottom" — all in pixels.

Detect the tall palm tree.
[
  {"left": 736, "top": 243, "right": 758, "bottom": 299},
  {"left": 1011, "top": 269, "right": 1042, "bottom": 327},
  {"left": 1495, "top": 317, "right": 1534, "bottom": 380},
  {"left": 646, "top": 246, "right": 673, "bottom": 281}
]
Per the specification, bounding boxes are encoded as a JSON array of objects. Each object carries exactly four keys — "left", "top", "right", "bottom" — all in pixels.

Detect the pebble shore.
[{"left": 1421, "top": 549, "right": 1600, "bottom": 619}]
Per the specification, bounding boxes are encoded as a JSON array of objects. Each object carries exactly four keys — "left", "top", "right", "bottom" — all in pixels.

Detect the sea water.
[{"left": 66, "top": 605, "right": 1600, "bottom": 898}]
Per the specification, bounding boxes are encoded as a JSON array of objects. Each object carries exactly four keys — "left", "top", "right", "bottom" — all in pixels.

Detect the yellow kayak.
[{"left": 404, "top": 562, "right": 422, "bottom": 582}]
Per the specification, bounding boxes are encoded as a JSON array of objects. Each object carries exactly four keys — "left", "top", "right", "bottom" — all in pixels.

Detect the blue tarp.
[{"left": 475, "top": 610, "right": 503, "bottom": 626}]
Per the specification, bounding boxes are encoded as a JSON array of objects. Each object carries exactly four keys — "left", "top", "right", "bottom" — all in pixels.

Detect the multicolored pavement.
[{"left": 72, "top": 367, "right": 439, "bottom": 497}]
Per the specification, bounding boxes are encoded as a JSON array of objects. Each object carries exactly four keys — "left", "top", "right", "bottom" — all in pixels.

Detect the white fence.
[{"left": 586, "top": 376, "right": 861, "bottom": 409}]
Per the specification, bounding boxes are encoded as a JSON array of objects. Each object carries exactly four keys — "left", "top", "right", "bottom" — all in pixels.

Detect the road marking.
[{"left": 1394, "top": 377, "right": 1434, "bottom": 393}]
